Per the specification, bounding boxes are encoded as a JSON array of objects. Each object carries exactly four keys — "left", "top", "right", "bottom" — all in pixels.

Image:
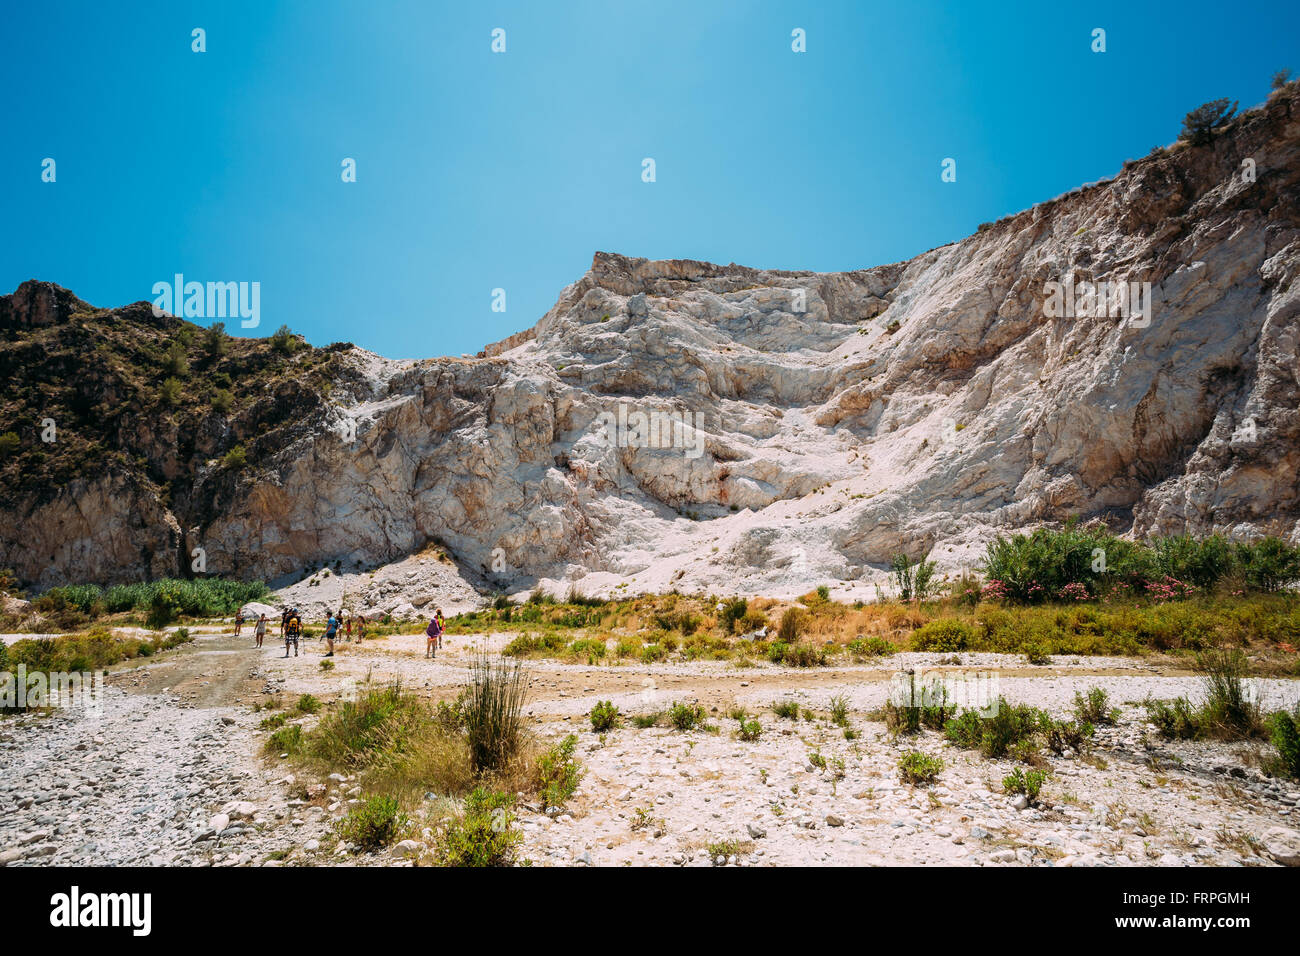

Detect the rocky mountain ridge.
[{"left": 4, "top": 86, "right": 1299, "bottom": 609}]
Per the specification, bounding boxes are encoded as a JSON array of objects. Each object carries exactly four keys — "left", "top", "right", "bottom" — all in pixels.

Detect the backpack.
[{"left": 426, "top": 618, "right": 441, "bottom": 638}]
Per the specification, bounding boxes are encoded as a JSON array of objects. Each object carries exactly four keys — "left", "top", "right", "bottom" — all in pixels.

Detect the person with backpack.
[
  {"left": 284, "top": 611, "right": 301, "bottom": 657},
  {"left": 425, "top": 614, "right": 442, "bottom": 658},
  {"left": 435, "top": 609, "right": 445, "bottom": 649},
  {"left": 254, "top": 613, "right": 267, "bottom": 649},
  {"left": 324, "top": 612, "right": 340, "bottom": 657},
  {"left": 234, "top": 609, "right": 245, "bottom": 637}
]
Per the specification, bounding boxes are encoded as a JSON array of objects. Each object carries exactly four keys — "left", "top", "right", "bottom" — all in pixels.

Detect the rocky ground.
[{"left": 2, "top": 626, "right": 1298, "bottom": 867}]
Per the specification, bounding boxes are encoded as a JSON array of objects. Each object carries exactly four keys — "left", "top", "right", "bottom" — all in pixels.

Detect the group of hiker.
[{"left": 234, "top": 606, "right": 446, "bottom": 659}]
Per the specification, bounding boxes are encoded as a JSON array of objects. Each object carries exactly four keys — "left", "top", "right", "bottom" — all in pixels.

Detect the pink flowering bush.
[
  {"left": 1058, "top": 582, "right": 1090, "bottom": 601},
  {"left": 1144, "top": 576, "right": 1196, "bottom": 602}
]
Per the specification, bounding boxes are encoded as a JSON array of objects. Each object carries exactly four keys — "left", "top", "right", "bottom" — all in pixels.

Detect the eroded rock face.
[{"left": 8, "top": 89, "right": 1300, "bottom": 598}]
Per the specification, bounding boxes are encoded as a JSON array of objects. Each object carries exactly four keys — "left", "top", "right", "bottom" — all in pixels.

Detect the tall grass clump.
[
  {"left": 1144, "top": 647, "right": 1267, "bottom": 741},
  {"left": 463, "top": 653, "right": 528, "bottom": 774}
]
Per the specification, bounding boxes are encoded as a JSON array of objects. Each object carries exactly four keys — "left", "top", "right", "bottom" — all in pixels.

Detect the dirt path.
[{"left": 0, "top": 628, "right": 333, "bottom": 867}]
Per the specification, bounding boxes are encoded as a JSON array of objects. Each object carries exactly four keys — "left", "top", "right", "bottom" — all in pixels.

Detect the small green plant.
[
  {"left": 829, "top": 694, "right": 850, "bottom": 727},
  {"left": 319, "top": 659, "right": 334, "bottom": 671},
  {"left": 706, "top": 839, "right": 741, "bottom": 862},
  {"left": 296, "top": 693, "right": 321, "bottom": 715},
  {"left": 1267, "top": 708, "right": 1300, "bottom": 781},
  {"left": 589, "top": 700, "right": 620, "bottom": 732},
  {"left": 631, "top": 711, "right": 662, "bottom": 729},
  {"left": 630, "top": 806, "right": 661, "bottom": 831},
  {"left": 891, "top": 552, "right": 938, "bottom": 602},
  {"left": 718, "top": 597, "right": 748, "bottom": 634},
  {"left": 536, "top": 734, "right": 584, "bottom": 808},
  {"left": 772, "top": 699, "right": 801, "bottom": 720},
  {"left": 435, "top": 788, "right": 522, "bottom": 867},
  {"left": 1073, "top": 687, "right": 1119, "bottom": 726},
  {"left": 1145, "top": 696, "right": 1199, "bottom": 739},
  {"left": 1002, "top": 767, "right": 1048, "bottom": 805},
  {"left": 266, "top": 724, "right": 303, "bottom": 755},
  {"left": 898, "top": 750, "right": 943, "bottom": 786},
  {"left": 221, "top": 444, "right": 247, "bottom": 469},
  {"left": 807, "top": 750, "right": 826, "bottom": 770},
  {"left": 738, "top": 719, "right": 762, "bottom": 741},
  {"left": 668, "top": 701, "right": 707, "bottom": 731},
  {"left": 1042, "top": 717, "right": 1093, "bottom": 755},
  {"left": 1024, "top": 643, "right": 1052, "bottom": 665},
  {"left": 336, "top": 795, "right": 406, "bottom": 851}
]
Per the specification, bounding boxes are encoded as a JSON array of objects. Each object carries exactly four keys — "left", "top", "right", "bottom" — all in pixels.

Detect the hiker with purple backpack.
[{"left": 425, "top": 613, "right": 442, "bottom": 658}]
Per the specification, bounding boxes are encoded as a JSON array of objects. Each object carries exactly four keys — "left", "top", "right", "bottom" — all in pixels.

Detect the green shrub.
[
  {"left": 589, "top": 700, "right": 620, "bottom": 732},
  {"left": 271, "top": 324, "right": 298, "bottom": 355},
  {"left": 772, "top": 700, "right": 801, "bottom": 720},
  {"left": 668, "top": 701, "right": 707, "bottom": 731},
  {"left": 1145, "top": 697, "right": 1199, "bottom": 739},
  {"left": 1042, "top": 717, "right": 1093, "bottom": 755},
  {"left": 266, "top": 724, "right": 304, "bottom": 755},
  {"left": 773, "top": 643, "right": 827, "bottom": 667},
  {"left": 1024, "top": 643, "right": 1052, "bottom": 665},
  {"left": 979, "top": 701, "right": 1044, "bottom": 758},
  {"left": 1179, "top": 98, "right": 1237, "bottom": 147},
  {"left": 1073, "top": 687, "right": 1119, "bottom": 726},
  {"left": 942, "top": 699, "right": 1042, "bottom": 758},
  {"left": 892, "top": 553, "right": 939, "bottom": 602},
  {"left": 159, "top": 376, "right": 183, "bottom": 407},
  {"left": 1234, "top": 538, "right": 1300, "bottom": 593},
  {"left": 777, "top": 607, "right": 805, "bottom": 643},
  {"left": 738, "top": 719, "right": 762, "bottom": 741},
  {"left": 942, "top": 709, "right": 985, "bottom": 748},
  {"left": 222, "top": 444, "right": 247, "bottom": 469},
  {"left": 631, "top": 712, "right": 662, "bottom": 729},
  {"left": 296, "top": 693, "right": 321, "bottom": 715},
  {"left": 898, "top": 750, "right": 943, "bottom": 786},
  {"left": 1003, "top": 767, "right": 1048, "bottom": 804},
  {"left": 145, "top": 586, "right": 181, "bottom": 629},
  {"left": 1199, "top": 647, "right": 1265, "bottom": 738},
  {"left": 435, "top": 788, "right": 522, "bottom": 866},
  {"left": 847, "top": 635, "right": 896, "bottom": 658},
  {"left": 718, "top": 597, "right": 748, "bottom": 634},
  {"left": 910, "top": 619, "right": 977, "bottom": 652},
  {"left": 536, "top": 734, "right": 584, "bottom": 807},
  {"left": 306, "top": 682, "right": 420, "bottom": 766},
  {"left": 337, "top": 795, "right": 405, "bottom": 851},
  {"left": 1269, "top": 710, "right": 1300, "bottom": 780}
]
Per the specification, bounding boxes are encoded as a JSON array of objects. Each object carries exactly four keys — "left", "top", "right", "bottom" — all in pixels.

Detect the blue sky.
[{"left": 2, "top": 0, "right": 1296, "bottom": 359}]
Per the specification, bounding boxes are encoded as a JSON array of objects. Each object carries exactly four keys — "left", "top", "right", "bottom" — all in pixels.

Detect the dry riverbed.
[{"left": 2, "top": 626, "right": 1299, "bottom": 867}]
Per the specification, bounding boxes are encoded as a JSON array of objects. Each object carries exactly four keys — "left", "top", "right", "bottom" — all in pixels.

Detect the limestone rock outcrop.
[{"left": 5, "top": 87, "right": 1299, "bottom": 603}]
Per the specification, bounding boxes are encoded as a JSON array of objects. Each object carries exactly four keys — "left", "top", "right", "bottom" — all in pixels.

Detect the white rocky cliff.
[{"left": 7, "top": 88, "right": 1300, "bottom": 604}]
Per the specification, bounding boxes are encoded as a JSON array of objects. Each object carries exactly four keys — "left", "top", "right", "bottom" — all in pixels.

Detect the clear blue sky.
[{"left": 2, "top": 0, "right": 1296, "bottom": 359}]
